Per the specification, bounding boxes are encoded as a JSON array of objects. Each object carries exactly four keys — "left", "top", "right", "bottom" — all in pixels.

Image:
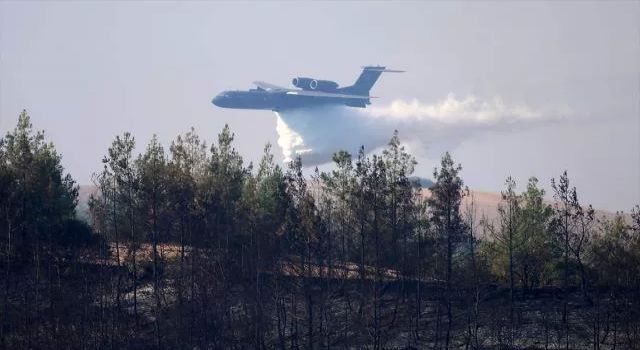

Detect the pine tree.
[
  {"left": 517, "top": 177, "right": 553, "bottom": 292},
  {"left": 500, "top": 176, "right": 519, "bottom": 345},
  {"left": 551, "top": 170, "right": 578, "bottom": 349},
  {"left": 428, "top": 152, "right": 466, "bottom": 349},
  {"left": 137, "top": 135, "right": 168, "bottom": 348},
  {"left": 1, "top": 110, "right": 83, "bottom": 348}
]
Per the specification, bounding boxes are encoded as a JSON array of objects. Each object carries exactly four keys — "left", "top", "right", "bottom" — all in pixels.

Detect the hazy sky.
[{"left": 1, "top": 1, "right": 638, "bottom": 211}]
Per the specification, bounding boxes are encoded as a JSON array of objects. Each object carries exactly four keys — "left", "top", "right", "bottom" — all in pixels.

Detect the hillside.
[{"left": 77, "top": 185, "right": 626, "bottom": 228}]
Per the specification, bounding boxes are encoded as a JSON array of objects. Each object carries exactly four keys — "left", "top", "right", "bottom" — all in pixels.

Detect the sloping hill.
[
  {"left": 76, "top": 184, "right": 625, "bottom": 228},
  {"left": 421, "top": 188, "right": 628, "bottom": 234}
]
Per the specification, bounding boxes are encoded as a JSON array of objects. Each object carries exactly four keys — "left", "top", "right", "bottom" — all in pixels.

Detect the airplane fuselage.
[
  {"left": 212, "top": 66, "right": 401, "bottom": 111},
  {"left": 212, "top": 89, "right": 368, "bottom": 111}
]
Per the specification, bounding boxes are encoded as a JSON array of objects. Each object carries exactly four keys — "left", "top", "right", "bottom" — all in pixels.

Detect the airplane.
[{"left": 212, "top": 66, "right": 403, "bottom": 111}]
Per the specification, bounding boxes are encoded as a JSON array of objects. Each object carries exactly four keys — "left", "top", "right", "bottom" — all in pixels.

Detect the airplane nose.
[{"left": 212, "top": 92, "right": 230, "bottom": 107}]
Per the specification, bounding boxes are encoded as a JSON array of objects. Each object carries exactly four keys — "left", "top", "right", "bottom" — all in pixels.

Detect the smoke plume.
[{"left": 275, "top": 93, "right": 565, "bottom": 165}]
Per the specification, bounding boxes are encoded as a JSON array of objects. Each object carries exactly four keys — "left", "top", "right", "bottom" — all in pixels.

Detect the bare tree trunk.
[
  {"left": 445, "top": 201, "right": 453, "bottom": 350},
  {"left": 373, "top": 198, "right": 380, "bottom": 350},
  {"left": 2, "top": 214, "right": 12, "bottom": 350},
  {"left": 178, "top": 217, "right": 186, "bottom": 350},
  {"left": 129, "top": 184, "right": 138, "bottom": 325},
  {"left": 111, "top": 180, "right": 122, "bottom": 312},
  {"left": 152, "top": 197, "right": 161, "bottom": 350},
  {"left": 509, "top": 207, "right": 515, "bottom": 347}
]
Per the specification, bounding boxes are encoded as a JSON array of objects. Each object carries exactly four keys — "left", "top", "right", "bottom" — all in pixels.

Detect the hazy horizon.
[{"left": 1, "top": 1, "right": 638, "bottom": 211}]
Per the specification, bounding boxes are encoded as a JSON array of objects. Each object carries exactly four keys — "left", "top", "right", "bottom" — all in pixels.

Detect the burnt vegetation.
[{"left": 1, "top": 110, "right": 639, "bottom": 349}]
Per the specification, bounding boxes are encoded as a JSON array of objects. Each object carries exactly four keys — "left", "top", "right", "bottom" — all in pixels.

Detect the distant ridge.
[
  {"left": 78, "top": 183, "right": 627, "bottom": 230},
  {"left": 409, "top": 176, "right": 434, "bottom": 188}
]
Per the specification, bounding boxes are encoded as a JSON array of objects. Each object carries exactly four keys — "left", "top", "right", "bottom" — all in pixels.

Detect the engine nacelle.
[
  {"left": 312, "top": 80, "right": 339, "bottom": 91},
  {"left": 292, "top": 77, "right": 315, "bottom": 90},
  {"left": 292, "top": 77, "right": 339, "bottom": 91}
]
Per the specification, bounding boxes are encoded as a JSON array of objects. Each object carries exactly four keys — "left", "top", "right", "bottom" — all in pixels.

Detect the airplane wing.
[
  {"left": 286, "top": 90, "right": 375, "bottom": 99},
  {"left": 253, "top": 81, "right": 290, "bottom": 91},
  {"left": 254, "top": 81, "right": 375, "bottom": 99}
]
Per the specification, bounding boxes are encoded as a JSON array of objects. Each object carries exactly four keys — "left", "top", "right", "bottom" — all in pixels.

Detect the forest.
[{"left": 1, "top": 110, "right": 639, "bottom": 349}]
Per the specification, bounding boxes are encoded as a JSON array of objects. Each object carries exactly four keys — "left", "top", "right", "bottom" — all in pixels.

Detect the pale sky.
[{"left": 1, "top": 1, "right": 638, "bottom": 211}]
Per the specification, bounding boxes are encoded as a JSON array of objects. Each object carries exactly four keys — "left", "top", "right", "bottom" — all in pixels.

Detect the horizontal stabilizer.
[{"left": 361, "top": 66, "right": 406, "bottom": 73}]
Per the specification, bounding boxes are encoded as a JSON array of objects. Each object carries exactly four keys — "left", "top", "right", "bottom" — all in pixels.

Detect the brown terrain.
[{"left": 423, "top": 189, "right": 627, "bottom": 230}]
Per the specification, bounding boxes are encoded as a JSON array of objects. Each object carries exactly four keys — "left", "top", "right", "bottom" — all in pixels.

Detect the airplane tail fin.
[{"left": 343, "top": 66, "right": 404, "bottom": 95}]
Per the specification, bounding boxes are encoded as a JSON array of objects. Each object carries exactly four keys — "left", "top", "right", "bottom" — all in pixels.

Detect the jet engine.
[
  {"left": 292, "top": 77, "right": 339, "bottom": 91},
  {"left": 292, "top": 77, "right": 315, "bottom": 90},
  {"left": 311, "top": 80, "right": 339, "bottom": 91}
]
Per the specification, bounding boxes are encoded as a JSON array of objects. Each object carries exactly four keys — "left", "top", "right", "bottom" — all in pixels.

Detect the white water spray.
[{"left": 275, "top": 94, "right": 566, "bottom": 165}]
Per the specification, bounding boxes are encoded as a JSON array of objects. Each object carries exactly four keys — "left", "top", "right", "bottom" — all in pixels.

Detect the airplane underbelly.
[
  {"left": 275, "top": 95, "right": 351, "bottom": 110},
  {"left": 234, "top": 94, "right": 277, "bottom": 110}
]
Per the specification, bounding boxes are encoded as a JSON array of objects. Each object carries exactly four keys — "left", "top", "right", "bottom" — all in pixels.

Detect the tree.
[
  {"left": 551, "top": 170, "right": 579, "bottom": 349},
  {"left": 283, "top": 156, "right": 323, "bottom": 350},
  {"left": 321, "top": 150, "right": 356, "bottom": 342},
  {"left": 239, "top": 143, "right": 287, "bottom": 349},
  {"left": 166, "top": 127, "right": 207, "bottom": 347},
  {"left": 322, "top": 150, "right": 356, "bottom": 279},
  {"left": 137, "top": 135, "right": 168, "bottom": 348},
  {"left": 201, "top": 124, "right": 247, "bottom": 346},
  {"left": 462, "top": 192, "right": 482, "bottom": 349},
  {"left": 1, "top": 110, "right": 88, "bottom": 348},
  {"left": 382, "top": 131, "right": 418, "bottom": 291},
  {"left": 516, "top": 177, "right": 553, "bottom": 292},
  {"left": 104, "top": 132, "right": 140, "bottom": 325},
  {"left": 490, "top": 176, "right": 520, "bottom": 345},
  {"left": 428, "top": 152, "right": 466, "bottom": 349},
  {"left": 353, "top": 146, "right": 372, "bottom": 320}
]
